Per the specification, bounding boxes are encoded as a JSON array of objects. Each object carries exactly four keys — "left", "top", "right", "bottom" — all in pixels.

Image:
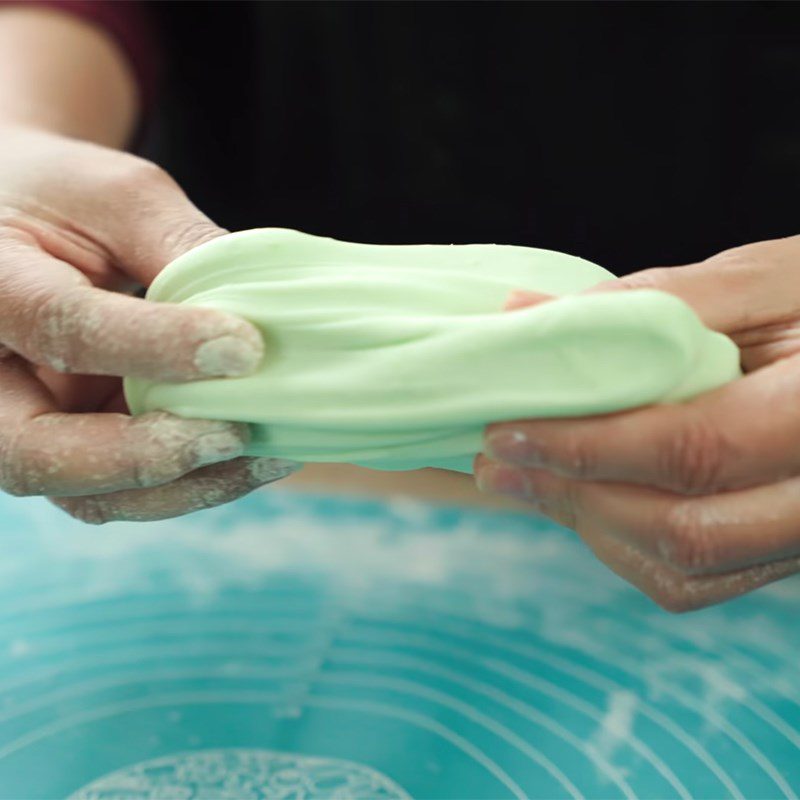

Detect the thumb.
[
  {"left": 0, "top": 237, "right": 264, "bottom": 381},
  {"left": 1, "top": 156, "right": 265, "bottom": 381},
  {"left": 82, "top": 157, "right": 229, "bottom": 286},
  {"left": 73, "top": 160, "right": 268, "bottom": 381}
]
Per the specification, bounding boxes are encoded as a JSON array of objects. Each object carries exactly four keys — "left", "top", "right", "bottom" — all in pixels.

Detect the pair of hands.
[
  {"left": 4, "top": 125, "right": 799, "bottom": 611},
  {"left": 477, "top": 235, "right": 800, "bottom": 610},
  {"left": 0, "top": 124, "right": 299, "bottom": 523}
]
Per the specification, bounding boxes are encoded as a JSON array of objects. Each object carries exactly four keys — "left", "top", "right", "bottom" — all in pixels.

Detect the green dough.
[{"left": 124, "top": 228, "right": 741, "bottom": 473}]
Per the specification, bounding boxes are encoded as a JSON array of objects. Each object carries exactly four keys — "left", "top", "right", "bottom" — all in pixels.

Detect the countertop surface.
[{"left": 0, "top": 486, "right": 797, "bottom": 799}]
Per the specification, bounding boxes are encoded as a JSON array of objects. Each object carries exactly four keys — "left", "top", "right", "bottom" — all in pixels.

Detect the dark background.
[{"left": 143, "top": 0, "right": 800, "bottom": 276}]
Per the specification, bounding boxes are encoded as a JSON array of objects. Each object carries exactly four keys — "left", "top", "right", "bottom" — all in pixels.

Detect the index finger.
[
  {"left": 585, "top": 235, "right": 800, "bottom": 335},
  {"left": 485, "top": 353, "right": 800, "bottom": 495},
  {"left": 0, "top": 354, "right": 251, "bottom": 497},
  {"left": 0, "top": 236, "right": 264, "bottom": 381}
]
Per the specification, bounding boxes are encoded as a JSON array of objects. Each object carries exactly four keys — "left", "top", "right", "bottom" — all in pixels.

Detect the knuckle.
[
  {"left": 707, "top": 242, "right": 763, "bottom": 270},
  {"left": 95, "top": 156, "right": 178, "bottom": 215},
  {"left": 660, "top": 502, "right": 718, "bottom": 573},
  {"left": 0, "top": 218, "right": 38, "bottom": 250},
  {"left": 702, "top": 245, "right": 767, "bottom": 329},
  {"left": 25, "top": 288, "right": 86, "bottom": 371},
  {"left": 658, "top": 413, "right": 728, "bottom": 494},
  {"left": 127, "top": 458, "right": 154, "bottom": 490},
  {"left": 158, "top": 217, "right": 223, "bottom": 262},
  {"left": 560, "top": 488, "right": 580, "bottom": 530},
  {"left": 558, "top": 433, "right": 597, "bottom": 479},
  {"left": 618, "top": 267, "right": 676, "bottom": 292},
  {"left": 92, "top": 154, "right": 224, "bottom": 267},
  {"left": 126, "top": 413, "right": 200, "bottom": 487},
  {"left": 0, "top": 468, "right": 37, "bottom": 497},
  {"left": 647, "top": 567, "right": 710, "bottom": 613},
  {"left": 1, "top": 479, "right": 33, "bottom": 498},
  {"left": 542, "top": 476, "right": 580, "bottom": 530},
  {"left": 128, "top": 447, "right": 193, "bottom": 489},
  {"left": 650, "top": 586, "right": 703, "bottom": 614},
  {"left": 0, "top": 436, "right": 39, "bottom": 497},
  {"left": 132, "top": 156, "right": 173, "bottom": 185},
  {"left": 706, "top": 246, "right": 762, "bottom": 284},
  {"left": 103, "top": 154, "right": 173, "bottom": 192},
  {"left": 59, "top": 498, "right": 109, "bottom": 525}
]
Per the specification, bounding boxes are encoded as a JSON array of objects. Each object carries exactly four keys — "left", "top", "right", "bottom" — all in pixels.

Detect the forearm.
[{"left": 0, "top": 6, "right": 138, "bottom": 147}]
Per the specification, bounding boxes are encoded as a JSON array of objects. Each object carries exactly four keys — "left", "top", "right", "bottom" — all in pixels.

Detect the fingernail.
[
  {"left": 505, "top": 290, "right": 555, "bottom": 311},
  {"left": 248, "top": 457, "right": 302, "bottom": 484},
  {"left": 506, "top": 290, "right": 537, "bottom": 310},
  {"left": 485, "top": 429, "right": 542, "bottom": 466},
  {"left": 191, "top": 427, "right": 248, "bottom": 467},
  {"left": 194, "top": 335, "right": 263, "bottom": 377},
  {"left": 476, "top": 462, "right": 530, "bottom": 498}
]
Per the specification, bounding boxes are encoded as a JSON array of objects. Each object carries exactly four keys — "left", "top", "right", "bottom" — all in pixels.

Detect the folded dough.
[{"left": 124, "top": 229, "right": 741, "bottom": 473}]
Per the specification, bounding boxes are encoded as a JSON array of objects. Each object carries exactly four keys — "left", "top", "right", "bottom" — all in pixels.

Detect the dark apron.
[{"left": 144, "top": 0, "right": 800, "bottom": 275}]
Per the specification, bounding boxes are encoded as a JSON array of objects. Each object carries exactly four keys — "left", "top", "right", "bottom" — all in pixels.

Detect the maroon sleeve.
[{"left": 0, "top": 0, "right": 161, "bottom": 116}]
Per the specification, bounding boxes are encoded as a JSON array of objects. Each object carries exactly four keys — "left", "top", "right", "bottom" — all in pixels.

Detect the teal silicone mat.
[{"left": 0, "top": 488, "right": 797, "bottom": 798}]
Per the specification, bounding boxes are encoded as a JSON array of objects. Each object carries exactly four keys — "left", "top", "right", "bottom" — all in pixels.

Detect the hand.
[
  {"left": 476, "top": 235, "right": 800, "bottom": 611},
  {"left": 0, "top": 124, "right": 298, "bottom": 523}
]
